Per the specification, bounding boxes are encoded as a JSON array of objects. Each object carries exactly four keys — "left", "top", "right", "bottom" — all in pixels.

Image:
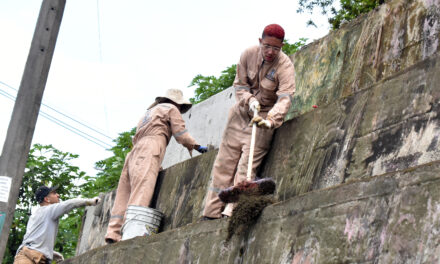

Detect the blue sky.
[{"left": 0, "top": 0, "right": 329, "bottom": 175}]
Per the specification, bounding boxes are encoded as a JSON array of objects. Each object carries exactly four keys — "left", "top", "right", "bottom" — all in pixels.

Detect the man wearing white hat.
[{"left": 105, "top": 89, "right": 207, "bottom": 243}]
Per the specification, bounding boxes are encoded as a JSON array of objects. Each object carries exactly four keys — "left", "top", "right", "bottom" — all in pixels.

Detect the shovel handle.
[{"left": 247, "top": 109, "right": 258, "bottom": 181}]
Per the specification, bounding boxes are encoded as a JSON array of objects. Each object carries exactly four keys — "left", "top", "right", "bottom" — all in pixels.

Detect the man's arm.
[
  {"left": 233, "top": 48, "right": 256, "bottom": 107},
  {"left": 49, "top": 197, "right": 100, "bottom": 220},
  {"left": 169, "top": 106, "right": 198, "bottom": 150},
  {"left": 267, "top": 58, "right": 296, "bottom": 128}
]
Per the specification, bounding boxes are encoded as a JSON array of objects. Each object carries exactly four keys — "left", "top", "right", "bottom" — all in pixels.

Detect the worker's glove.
[
  {"left": 249, "top": 100, "right": 260, "bottom": 113},
  {"left": 249, "top": 116, "right": 273, "bottom": 129},
  {"left": 195, "top": 145, "right": 208, "bottom": 153},
  {"left": 85, "top": 197, "right": 101, "bottom": 206},
  {"left": 53, "top": 251, "right": 64, "bottom": 262},
  {"left": 257, "top": 119, "right": 273, "bottom": 129},
  {"left": 248, "top": 115, "right": 263, "bottom": 127}
]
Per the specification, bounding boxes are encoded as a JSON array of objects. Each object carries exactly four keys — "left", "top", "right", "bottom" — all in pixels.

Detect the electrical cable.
[
  {"left": 39, "top": 112, "right": 110, "bottom": 149},
  {"left": 0, "top": 80, "right": 113, "bottom": 140},
  {"left": 0, "top": 89, "right": 112, "bottom": 149},
  {"left": 0, "top": 88, "right": 112, "bottom": 149}
]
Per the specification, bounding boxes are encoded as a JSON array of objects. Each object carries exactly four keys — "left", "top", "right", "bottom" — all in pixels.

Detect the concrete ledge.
[{"left": 66, "top": 160, "right": 440, "bottom": 263}]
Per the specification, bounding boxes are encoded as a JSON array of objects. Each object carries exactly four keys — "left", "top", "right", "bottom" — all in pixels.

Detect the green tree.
[
  {"left": 188, "top": 64, "right": 237, "bottom": 104},
  {"left": 282, "top": 38, "right": 308, "bottom": 56},
  {"left": 329, "top": 0, "right": 383, "bottom": 29},
  {"left": 297, "top": 0, "right": 383, "bottom": 29},
  {"left": 81, "top": 127, "right": 136, "bottom": 197},
  {"left": 4, "top": 144, "right": 86, "bottom": 263}
]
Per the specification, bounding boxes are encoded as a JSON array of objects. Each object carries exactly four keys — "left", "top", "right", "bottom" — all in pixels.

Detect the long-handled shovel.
[{"left": 218, "top": 109, "right": 276, "bottom": 203}]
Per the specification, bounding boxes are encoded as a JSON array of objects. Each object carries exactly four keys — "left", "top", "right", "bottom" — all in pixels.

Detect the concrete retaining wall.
[
  {"left": 73, "top": 0, "right": 440, "bottom": 261},
  {"left": 161, "top": 87, "right": 235, "bottom": 169},
  {"left": 68, "top": 161, "right": 440, "bottom": 263}
]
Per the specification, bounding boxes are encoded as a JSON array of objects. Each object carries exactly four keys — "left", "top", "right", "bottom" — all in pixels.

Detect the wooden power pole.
[{"left": 0, "top": 0, "right": 66, "bottom": 259}]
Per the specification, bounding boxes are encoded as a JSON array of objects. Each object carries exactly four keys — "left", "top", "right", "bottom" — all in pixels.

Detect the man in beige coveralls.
[
  {"left": 105, "top": 89, "right": 207, "bottom": 243},
  {"left": 202, "top": 24, "right": 296, "bottom": 219}
]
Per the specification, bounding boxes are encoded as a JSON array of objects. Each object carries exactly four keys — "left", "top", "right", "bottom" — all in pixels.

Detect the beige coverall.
[
  {"left": 203, "top": 45, "right": 296, "bottom": 218},
  {"left": 106, "top": 103, "right": 197, "bottom": 242}
]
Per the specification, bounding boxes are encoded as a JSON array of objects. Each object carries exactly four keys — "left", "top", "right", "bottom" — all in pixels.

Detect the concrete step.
[{"left": 66, "top": 160, "right": 440, "bottom": 263}]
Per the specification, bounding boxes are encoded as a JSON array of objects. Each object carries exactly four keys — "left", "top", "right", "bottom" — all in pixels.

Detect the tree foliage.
[
  {"left": 297, "top": 0, "right": 383, "bottom": 29},
  {"left": 4, "top": 144, "right": 86, "bottom": 263},
  {"left": 81, "top": 127, "right": 136, "bottom": 197},
  {"left": 188, "top": 64, "right": 237, "bottom": 104},
  {"left": 282, "top": 38, "right": 308, "bottom": 56}
]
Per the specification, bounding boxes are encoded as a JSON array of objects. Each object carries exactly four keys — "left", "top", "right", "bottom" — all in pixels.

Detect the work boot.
[
  {"left": 200, "top": 216, "right": 218, "bottom": 221},
  {"left": 105, "top": 238, "right": 116, "bottom": 244}
]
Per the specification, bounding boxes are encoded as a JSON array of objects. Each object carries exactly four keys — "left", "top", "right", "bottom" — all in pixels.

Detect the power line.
[
  {"left": 0, "top": 80, "right": 113, "bottom": 140},
  {"left": 39, "top": 112, "right": 111, "bottom": 149},
  {"left": 0, "top": 88, "right": 15, "bottom": 101},
  {"left": 0, "top": 88, "right": 112, "bottom": 149},
  {"left": 0, "top": 87, "right": 113, "bottom": 149}
]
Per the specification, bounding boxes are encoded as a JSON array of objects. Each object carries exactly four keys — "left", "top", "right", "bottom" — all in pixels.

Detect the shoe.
[
  {"left": 105, "top": 238, "right": 116, "bottom": 244},
  {"left": 200, "top": 216, "right": 218, "bottom": 221},
  {"left": 221, "top": 215, "right": 229, "bottom": 219}
]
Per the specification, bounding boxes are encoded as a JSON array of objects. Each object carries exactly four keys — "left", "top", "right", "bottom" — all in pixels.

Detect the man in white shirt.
[{"left": 14, "top": 185, "right": 101, "bottom": 264}]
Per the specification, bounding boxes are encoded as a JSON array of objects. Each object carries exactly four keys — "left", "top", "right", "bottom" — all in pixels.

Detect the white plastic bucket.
[{"left": 121, "top": 205, "right": 164, "bottom": 241}]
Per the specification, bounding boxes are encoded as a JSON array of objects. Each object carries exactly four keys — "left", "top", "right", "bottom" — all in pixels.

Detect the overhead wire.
[
  {"left": 0, "top": 88, "right": 112, "bottom": 149},
  {"left": 0, "top": 80, "right": 113, "bottom": 140},
  {"left": 0, "top": 1, "right": 113, "bottom": 150},
  {"left": 0, "top": 85, "right": 113, "bottom": 149},
  {"left": 39, "top": 112, "right": 111, "bottom": 149}
]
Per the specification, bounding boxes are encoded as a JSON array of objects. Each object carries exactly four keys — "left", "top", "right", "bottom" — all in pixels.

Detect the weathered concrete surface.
[
  {"left": 66, "top": 161, "right": 440, "bottom": 263},
  {"left": 161, "top": 87, "right": 235, "bottom": 169},
  {"left": 77, "top": 49, "right": 440, "bottom": 251},
  {"left": 262, "top": 53, "right": 440, "bottom": 200},
  {"left": 74, "top": 0, "right": 440, "bottom": 257},
  {"left": 152, "top": 150, "right": 218, "bottom": 231},
  {"left": 75, "top": 151, "right": 219, "bottom": 255},
  {"left": 75, "top": 191, "right": 116, "bottom": 255},
  {"left": 287, "top": 0, "right": 440, "bottom": 121}
]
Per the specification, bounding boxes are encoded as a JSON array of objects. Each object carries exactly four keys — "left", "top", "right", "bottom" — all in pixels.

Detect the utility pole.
[{"left": 0, "top": 0, "right": 66, "bottom": 260}]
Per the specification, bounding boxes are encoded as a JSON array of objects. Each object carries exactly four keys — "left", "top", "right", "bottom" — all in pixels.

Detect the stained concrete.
[
  {"left": 262, "top": 53, "right": 440, "bottom": 201},
  {"left": 287, "top": 0, "right": 440, "bottom": 120},
  {"left": 67, "top": 161, "right": 440, "bottom": 263},
  {"left": 73, "top": 0, "right": 440, "bottom": 261}
]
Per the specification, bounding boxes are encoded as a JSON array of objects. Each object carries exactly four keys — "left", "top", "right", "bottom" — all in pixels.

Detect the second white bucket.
[{"left": 121, "top": 205, "right": 164, "bottom": 241}]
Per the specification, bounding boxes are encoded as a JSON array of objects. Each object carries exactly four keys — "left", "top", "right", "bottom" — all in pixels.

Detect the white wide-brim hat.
[{"left": 148, "top": 89, "right": 193, "bottom": 113}]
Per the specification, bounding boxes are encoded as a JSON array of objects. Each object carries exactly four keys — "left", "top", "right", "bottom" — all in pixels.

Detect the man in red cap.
[
  {"left": 202, "top": 24, "right": 296, "bottom": 219},
  {"left": 105, "top": 89, "right": 207, "bottom": 243}
]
